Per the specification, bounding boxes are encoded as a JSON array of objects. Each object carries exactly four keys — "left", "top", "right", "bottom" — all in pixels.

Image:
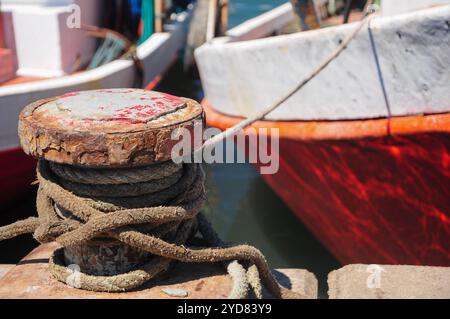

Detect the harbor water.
[{"left": 0, "top": 0, "right": 340, "bottom": 298}]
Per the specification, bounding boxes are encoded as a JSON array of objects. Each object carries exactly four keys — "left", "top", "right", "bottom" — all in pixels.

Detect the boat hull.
[
  {"left": 204, "top": 101, "right": 450, "bottom": 266},
  {"left": 0, "top": 147, "right": 36, "bottom": 205}
]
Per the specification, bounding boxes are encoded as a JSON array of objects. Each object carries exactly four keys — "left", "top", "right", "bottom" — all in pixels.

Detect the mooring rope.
[{"left": 0, "top": 160, "right": 303, "bottom": 299}]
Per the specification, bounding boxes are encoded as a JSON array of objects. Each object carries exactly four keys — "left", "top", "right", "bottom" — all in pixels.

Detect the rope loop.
[{"left": 0, "top": 160, "right": 304, "bottom": 299}]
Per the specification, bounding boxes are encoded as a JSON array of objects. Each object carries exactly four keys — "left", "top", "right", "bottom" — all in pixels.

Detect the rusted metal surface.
[
  {"left": 18, "top": 89, "right": 204, "bottom": 167},
  {"left": 0, "top": 244, "right": 318, "bottom": 299}
]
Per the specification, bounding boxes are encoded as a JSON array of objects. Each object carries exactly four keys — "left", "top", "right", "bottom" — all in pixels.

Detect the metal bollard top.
[{"left": 18, "top": 89, "right": 204, "bottom": 167}]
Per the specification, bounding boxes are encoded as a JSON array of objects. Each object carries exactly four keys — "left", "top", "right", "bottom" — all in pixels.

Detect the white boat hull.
[
  {"left": 195, "top": 5, "right": 450, "bottom": 121},
  {"left": 0, "top": 11, "right": 191, "bottom": 150}
]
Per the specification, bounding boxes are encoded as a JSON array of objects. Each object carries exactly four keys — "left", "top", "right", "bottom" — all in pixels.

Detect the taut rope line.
[{"left": 198, "top": 4, "right": 375, "bottom": 154}]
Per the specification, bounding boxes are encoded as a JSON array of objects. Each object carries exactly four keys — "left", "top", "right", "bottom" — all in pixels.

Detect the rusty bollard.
[
  {"left": 17, "top": 89, "right": 203, "bottom": 277},
  {"left": 0, "top": 88, "right": 316, "bottom": 298}
]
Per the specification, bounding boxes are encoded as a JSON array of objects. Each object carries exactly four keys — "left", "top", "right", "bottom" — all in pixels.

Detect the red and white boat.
[
  {"left": 0, "top": 0, "right": 193, "bottom": 204},
  {"left": 195, "top": 1, "right": 450, "bottom": 266}
]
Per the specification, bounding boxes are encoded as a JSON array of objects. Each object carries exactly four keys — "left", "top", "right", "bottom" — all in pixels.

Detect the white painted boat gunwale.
[{"left": 195, "top": 4, "right": 450, "bottom": 122}]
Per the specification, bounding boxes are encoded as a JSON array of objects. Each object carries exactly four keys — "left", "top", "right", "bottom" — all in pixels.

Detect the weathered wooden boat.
[
  {"left": 0, "top": 0, "right": 193, "bottom": 204},
  {"left": 195, "top": 2, "right": 450, "bottom": 266}
]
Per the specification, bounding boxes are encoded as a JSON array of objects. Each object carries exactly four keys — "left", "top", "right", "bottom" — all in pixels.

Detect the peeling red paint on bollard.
[
  {"left": 13, "top": 89, "right": 207, "bottom": 291},
  {"left": 18, "top": 89, "right": 203, "bottom": 167}
]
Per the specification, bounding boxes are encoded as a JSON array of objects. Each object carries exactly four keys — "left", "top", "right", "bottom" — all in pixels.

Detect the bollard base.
[{"left": 0, "top": 243, "right": 318, "bottom": 299}]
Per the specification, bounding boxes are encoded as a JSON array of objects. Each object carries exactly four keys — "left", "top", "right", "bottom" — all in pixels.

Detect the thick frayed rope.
[{"left": 0, "top": 160, "right": 304, "bottom": 299}]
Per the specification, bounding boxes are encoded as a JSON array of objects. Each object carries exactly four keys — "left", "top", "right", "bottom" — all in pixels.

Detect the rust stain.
[
  {"left": 194, "top": 280, "right": 205, "bottom": 291},
  {"left": 18, "top": 91, "right": 204, "bottom": 167}
]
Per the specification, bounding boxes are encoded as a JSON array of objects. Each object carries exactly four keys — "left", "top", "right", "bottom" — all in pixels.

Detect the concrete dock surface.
[
  {"left": 0, "top": 243, "right": 449, "bottom": 299},
  {"left": 0, "top": 243, "right": 317, "bottom": 299}
]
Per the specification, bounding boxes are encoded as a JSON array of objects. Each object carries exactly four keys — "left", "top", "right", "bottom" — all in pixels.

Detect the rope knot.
[{"left": 0, "top": 160, "right": 304, "bottom": 298}]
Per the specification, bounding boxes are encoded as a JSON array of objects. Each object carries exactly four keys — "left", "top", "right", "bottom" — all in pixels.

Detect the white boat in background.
[
  {"left": 0, "top": 0, "right": 193, "bottom": 204},
  {"left": 195, "top": 1, "right": 450, "bottom": 121},
  {"left": 194, "top": 1, "right": 450, "bottom": 267}
]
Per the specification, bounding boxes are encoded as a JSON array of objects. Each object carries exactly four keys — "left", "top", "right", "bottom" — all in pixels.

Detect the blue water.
[{"left": 228, "top": 0, "right": 288, "bottom": 28}]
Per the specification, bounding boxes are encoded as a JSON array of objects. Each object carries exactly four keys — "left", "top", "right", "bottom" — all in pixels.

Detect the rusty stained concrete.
[
  {"left": 328, "top": 264, "right": 450, "bottom": 299},
  {"left": 18, "top": 91, "right": 204, "bottom": 167},
  {"left": 0, "top": 243, "right": 318, "bottom": 299},
  {"left": 0, "top": 264, "right": 14, "bottom": 281}
]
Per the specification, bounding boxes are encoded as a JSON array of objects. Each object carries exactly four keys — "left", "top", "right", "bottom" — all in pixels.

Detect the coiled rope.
[{"left": 0, "top": 160, "right": 302, "bottom": 299}]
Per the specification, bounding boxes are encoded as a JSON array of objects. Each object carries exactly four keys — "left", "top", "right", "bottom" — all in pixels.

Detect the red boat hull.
[
  {"left": 0, "top": 147, "right": 37, "bottom": 205},
  {"left": 204, "top": 101, "right": 450, "bottom": 266}
]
